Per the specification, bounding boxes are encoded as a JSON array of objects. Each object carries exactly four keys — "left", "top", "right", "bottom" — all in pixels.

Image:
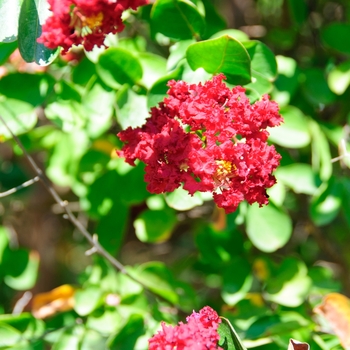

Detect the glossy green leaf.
[
  {"left": 116, "top": 85, "right": 149, "bottom": 129},
  {"left": 245, "top": 71, "right": 273, "bottom": 97},
  {"left": 165, "top": 185, "right": 204, "bottom": 211},
  {"left": 265, "top": 258, "right": 312, "bottom": 307},
  {"left": 186, "top": 35, "right": 251, "bottom": 85},
  {"left": 96, "top": 48, "right": 143, "bottom": 89},
  {"left": 74, "top": 286, "right": 103, "bottom": 316},
  {"left": 243, "top": 40, "right": 277, "bottom": 81},
  {"left": 134, "top": 208, "right": 177, "bottom": 243},
  {"left": 86, "top": 310, "right": 122, "bottom": 334},
  {"left": 218, "top": 317, "right": 247, "bottom": 350},
  {"left": 0, "top": 98, "right": 37, "bottom": 138},
  {"left": 0, "top": 0, "right": 21, "bottom": 42},
  {"left": 150, "top": 0, "right": 205, "bottom": 40},
  {"left": 222, "top": 257, "right": 253, "bottom": 305},
  {"left": 18, "top": 0, "right": 57, "bottom": 65},
  {"left": 246, "top": 203, "right": 292, "bottom": 252},
  {"left": 327, "top": 60, "right": 350, "bottom": 95},
  {"left": 268, "top": 106, "right": 311, "bottom": 148},
  {"left": 310, "top": 178, "right": 342, "bottom": 226},
  {"left": 275, "top": 163, "right": 318, "bottom": 195},
  {"left": 321, "top": 23, "right": 350, "bottom": 55}
]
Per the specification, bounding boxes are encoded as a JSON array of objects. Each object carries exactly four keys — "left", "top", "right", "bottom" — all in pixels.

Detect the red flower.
[
  {"left": 148, "top": 306, "right": 222, "bottom": 350},
  {"left": 118, "top": 74, "right": 283, "bottom": 213},
  {"left": 38, "top": 0, "right": 148, "bottom": 53}
]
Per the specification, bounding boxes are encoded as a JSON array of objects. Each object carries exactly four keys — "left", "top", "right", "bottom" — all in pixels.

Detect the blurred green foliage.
[{"left": 0, "top": 0, "right": 350, "bottom": 348}]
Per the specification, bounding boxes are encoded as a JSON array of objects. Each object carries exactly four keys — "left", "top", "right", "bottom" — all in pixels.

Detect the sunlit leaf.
[
  {"left": 150, "top": 0, "right": 205, "bottom": 40},
  {"left": 186, "top": 35, "right": 251, "bottom": 85},
  {"left": 0, "top": 0, "right": 21, "bottom": 42},
  {"left": 246, "top": 203, "right": 292, "bottom": 253}
]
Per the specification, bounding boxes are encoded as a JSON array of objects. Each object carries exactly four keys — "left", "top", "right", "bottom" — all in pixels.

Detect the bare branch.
[
  {"left": 0, "top": 115, "right": 145, "bottom": 288},
  {"left": 0, "top": 176, "right": 40, "bottom": 198}
]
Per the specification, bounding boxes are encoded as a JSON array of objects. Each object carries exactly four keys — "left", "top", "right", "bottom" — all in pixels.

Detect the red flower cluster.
[
  {"left": 118, "top": 74, "right": 283, "bottom": 213},
  {"left": 38, "top": 0, "right": 148, "bottom": 53},
  {"left": 149, "top": 306, "right": 222, "bottom": 350}
]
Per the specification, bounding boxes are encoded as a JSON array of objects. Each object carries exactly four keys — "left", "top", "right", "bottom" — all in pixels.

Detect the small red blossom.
[
  {"left": 38, "top": 0, "right": 148, "bottom": 53},
  {"left": 118, "top": 74, "right": 283, "bottom": 213},
  {"left": 148, "top": 306, "right": 222, "bottom": 350}
]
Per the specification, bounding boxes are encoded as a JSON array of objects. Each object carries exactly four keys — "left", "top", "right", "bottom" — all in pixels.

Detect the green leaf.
[
  {"left": 243, "top": 40, "right": 277, "bottom": 81},
  {"left": 221, "top": 257, "right": 253, "bottom": 305},
  {"left": 0, "top": 0, "right": 21, "bottom": 42},
  {"left": 272, "top": 55, "right": 299, "bottom": 106},
  {"left": 218, "top": 317, "right": 247, "bottom": 350},
  {"left": 268, "top": 106, "right": 311, "bottom": 148},
  {"left": 18, "top": 0, "right": 57, "bottom": 65},
  {"left": 0, "top": 98, "right": 37, "bottom": 138},
  {"left": 244, "top": 71, "right": 273, "bottom": 97},
  {"left": 246, "top": 203, "right": 292, "bottom": 252},
  {"left": 0, "top": 41, "right": 17, "bottom": 64},
  {"left": 0, "top": 323, "right": 22, "bottom": 347},
  {"left": 74, "top": 286, "right": 103, "bottom": 316},
  {"left": 321, "top": 23, "right": 350, "bottom": 55},
  {"left": 167, "top": 40, "right": 195, "bottom": 70},
  {"left": 275, "top": 163, "right": 318, "bottom": 195},
  {"left": 265, "top": 257, "right": 312, "bottom": 307},
  {"left": 150, "top": 0, "right": 205, "bottom": 40},
  {"left": 302, "top": 68, "right": 336, "bottom": 106},
  {"left": 0, "top": 72, "right": 55, "bottom": 106},
  {"left": 52, "top": 326, "right": 84, "bottom": 350},
  {"left": 134, "top": 208, "right": 177, "bottom": 243},
  {"left": 186, "top": 35, "right": 251, "bottom": 85},
  {"left": 138, "top": 52, "right": 167, "bottom": 89},
  {"left": 309, "top": 119, "right": 332, "bottom": 182},
  {"left": 3, "top": 249, "right": 39, "bottom": 290},
  {"left": 96, "top": 48, "right": 143, "bottom": 89},
  {"left": 108, "top": 314, "right": 145, "bottom": 350},
  {"left": 116, "top": 85, "right": 149, "bottom": 129},
  {"left": 210, "top": 29, "right": 249, "bottom": 42},
  {"left": 286, "top": 0, "right": 307, "bottom": 26},
  {"left": 127, "top": 262, "right": 180, "bottom": 304},
  {"left": 165, "top": 185, "right": 204, "bottom": 211},
  {"left": 327, "top": 60, "right": 350, "bottom": 95},
  {"left": 310, "top": 178, "right": 342, "bottom": 226},
  {"left": 0, "top": 313, "right": 45, "bottom": 339},
  {"left": 148, "top": 65, "right": 183, "bottom": 108},
  {"left": 201, "top": 0, "right": 227, "bottom": 39}
]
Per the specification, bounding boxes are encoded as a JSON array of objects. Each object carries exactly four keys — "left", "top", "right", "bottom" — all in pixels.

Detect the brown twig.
[
  {"left": 0, "top": 115, "right": 144, "bottom": 288},
  {"left": 0, "top": 176, "right": 40, "bottom": 198}
]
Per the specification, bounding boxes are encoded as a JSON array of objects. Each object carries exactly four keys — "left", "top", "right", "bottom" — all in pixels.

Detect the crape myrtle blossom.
[
  {"left": 148, "top": 306, "right": 223, "bottom": 350},
  {"left": 118, "top": 74, "right": 283, "bottom": 214},
  {"left": 38, "top": 0, "right": 148, "bottom": 53}
]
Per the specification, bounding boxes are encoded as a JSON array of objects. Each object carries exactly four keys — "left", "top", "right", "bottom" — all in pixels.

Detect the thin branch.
[
  {"left": 0, "top": 115, "right": 144, "bottom": 288},
  {"left": 0, "top": 176, "right": 40, "bottom": 198}
]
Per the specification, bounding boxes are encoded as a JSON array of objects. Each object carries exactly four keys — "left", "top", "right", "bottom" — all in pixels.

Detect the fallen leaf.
[
  {"left": 314, "top": 293, "right": 350, "bottom": 348},
  {"left": 288, "top": 339, "right": 310, "bottom": 350},
  {"left": 32, "top": 284, "right": 75, "bottom": 319}
]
